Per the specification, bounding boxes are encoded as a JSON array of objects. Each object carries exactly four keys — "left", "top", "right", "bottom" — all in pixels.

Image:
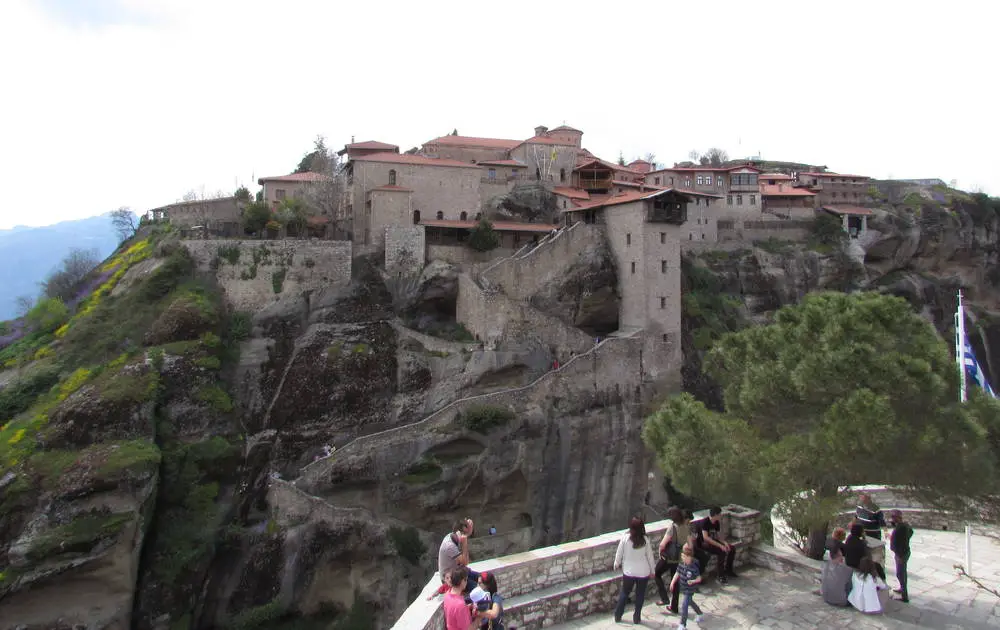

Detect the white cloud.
[{"left": 1, "top": 0, "right": 997, "bottom": 229}]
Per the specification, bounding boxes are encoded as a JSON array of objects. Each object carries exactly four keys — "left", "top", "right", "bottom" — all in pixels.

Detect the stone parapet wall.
[
  {"left": 390, "top": 505, "right": 761, "bottom": 630},
  {"left": 183, "top": 239, "right": 352, "bottom": 312},
  {"left": 480, "top": 223, "right": 605, "bottom": 301},
  {"left": 718, "top": 219, "right": 813, "bottom": 243},
  {"left": 425, "top": 245, "right": 513, "bottom": 267},
  {"left": 384, "top": 226, "right": 425, "bottom": 270}
]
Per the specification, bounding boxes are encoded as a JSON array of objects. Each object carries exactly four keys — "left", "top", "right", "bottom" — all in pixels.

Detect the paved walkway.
[{"left": 550, "top": 529, "right": 1000, "bottom": 629}]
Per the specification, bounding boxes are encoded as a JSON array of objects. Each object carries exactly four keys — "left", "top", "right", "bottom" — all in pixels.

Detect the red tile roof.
[
  {"left": 337, "top": 140, "right": 399, "bottom": 155},
  {"left": 648, "top": 164, "right": 762, "bottom": 175},
  {"left": 822, "top": 205, "right": 874, "bottom": 216},
  {"left": 352, "top": 152, "right": 481, "bottom": 169},
  {"left": 627, "top": 159, "right": 653, "bottom": 173},
  {"left": 420, "top": 219, "right": 557, "bottom": 233},
  {"left": 425, "top": 135, "right": 521, "bottom": 149},
  {"left": 575, "top": 157, "right": 641, "bottom": 174},
  {"left": 552, "top": 187, "right": 591, "bottom": 200},
  {"left": 477, "top": 160, "right": 527, "bottom": 167},
  {"left": 564, "top": 187, "right": 722, "bottom": 213},
  {"left": 370, "top": 185, "right": 413, "bottom": 192},
  {"left": 549, "top": 125, "right": 583, "bottom": 133},
  {"left": 760, "top": 184, "right": 816, "bottom": 197},
  {"left": 801, "top": 172, "right": 871, "bottom": 180},
  {"left": 518, "top": 135, "right": 577, "bottom": 146},
  {"left": 257, "top": 172, "right": 330, "bottom": 184}
]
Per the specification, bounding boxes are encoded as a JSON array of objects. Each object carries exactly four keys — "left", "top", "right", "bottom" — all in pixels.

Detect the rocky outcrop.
[
  {"left": 529, "top": 238, "right": 619, "bottom": 336},
  {"left": 488, "top": 184, "right": 558, "bottom": 224}
]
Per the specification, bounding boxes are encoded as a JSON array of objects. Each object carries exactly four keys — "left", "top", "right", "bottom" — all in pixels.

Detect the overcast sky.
[{"left": 1, "top": 0, "right": 997, "bottom": 229}]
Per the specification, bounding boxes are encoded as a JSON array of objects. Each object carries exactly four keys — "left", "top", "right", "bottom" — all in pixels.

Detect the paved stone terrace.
[{"left": 550, "top": 530, "right": 1000, "bottom": 629}]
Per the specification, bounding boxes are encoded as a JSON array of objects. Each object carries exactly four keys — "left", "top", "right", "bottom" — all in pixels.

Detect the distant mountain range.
[{"left": 0, "top": 214, "right": 127, "bottom": 321}]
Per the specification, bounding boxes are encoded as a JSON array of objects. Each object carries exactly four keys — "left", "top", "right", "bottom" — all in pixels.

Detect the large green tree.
[{"left": 643, "top": 291, "right": 1000, "bottom": 558}]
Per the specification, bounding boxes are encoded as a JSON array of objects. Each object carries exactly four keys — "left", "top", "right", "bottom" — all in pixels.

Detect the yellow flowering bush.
[
  {"left": 7, "top": 428, "right": 25, "bottom": 445},
  {"left": 58, "top": 368, "right": 92, "bottom": 402}
]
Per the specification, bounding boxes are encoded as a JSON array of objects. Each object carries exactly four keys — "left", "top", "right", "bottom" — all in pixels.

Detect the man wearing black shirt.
[
  {"left": 889, "top": 510, "right": 913, "bottom": 603},
  {"left": 842, "top": 523, "right": 868, "bottom": 569},
  {"left": 693, "top": 506, "right": 737, "bottom": 584}
]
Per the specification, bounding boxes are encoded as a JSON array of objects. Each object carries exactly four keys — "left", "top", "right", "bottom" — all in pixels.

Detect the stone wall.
[
  {"left": 390, "top": 505, "right": 761, "bottom": 630},
  {"left": 183, "top": 239, "right": 352, "bottom": 312},
  {"left": 479, "top": 223, "right": 604, "bottom": 300},
  {"left": 718, "top": 218, "right": 813, "bottom": 243},
  {"left": 425, "top": 244, "right": 513, "bottom": 266},
  {"left": 385, "top": 225, "right": 425, "bottom": 270},
  {"left": 457, "top": 273, "right": 594, "bottom": 358}
]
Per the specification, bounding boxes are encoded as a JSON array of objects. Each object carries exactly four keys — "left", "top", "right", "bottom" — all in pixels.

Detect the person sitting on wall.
[
  {"left": 693, "top": 506, "right": 738, "bottom": 584},
  {"left": 438, "top": 518, "right": 480, "bottom": 596},
  {"left": 825, "top": 526, "right": 848, "bottom": 560},
  {"left": 821, "top": 547, "right": 854, "bottom": 607},
  {"left": 842, "top": 523, "right": 868, "bottom": 569}
]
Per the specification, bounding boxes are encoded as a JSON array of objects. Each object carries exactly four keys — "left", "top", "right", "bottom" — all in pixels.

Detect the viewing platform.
[{"left": 391, "top": 502, "right": 1000, "bottom": 629}]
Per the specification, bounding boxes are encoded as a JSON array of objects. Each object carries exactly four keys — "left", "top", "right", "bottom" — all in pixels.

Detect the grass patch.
[
  {"left": 194, "top": 385, "right": 233, "bottom": 413},
  {"left": 0, "top": 363, "right": 61, "bottom": 419},
  {"left": 98, "top": 370, "right": 159, "bottom": 404},
  {"left": 194, "top": 356, "right": 221, "bottom": 370},
  {"left": 387, "top": 526, "right": 426, "bottom": 565},
  {"left": 228, "top": 312, "right": 252, "bottom": 342},
  {"left": 228, "top": 600, "right": 287, "bottom": 630},
  {"left": 459, "top": 404, "right": 514, "bottom": 433},
  {"left": 218, "top": 244, "right": 241, "bottom": 265},
  {"left": 681, "top": 261, "right": 745, "bottom": 351},
  {"left": 402, "top": 458, "right": 442, "bottom": 484},
  {"left": 753, "top": 238, "right": 796, "bottom": 254},
  {"left": 26, "top": 511, "right": 133, "bottom": 562}
]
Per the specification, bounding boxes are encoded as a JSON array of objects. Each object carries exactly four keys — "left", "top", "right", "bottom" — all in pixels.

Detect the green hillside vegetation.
[{"left": 0, "top": 226, "right": 244, "bottom": 615}]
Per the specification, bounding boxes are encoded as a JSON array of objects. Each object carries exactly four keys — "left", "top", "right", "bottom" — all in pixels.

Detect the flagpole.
[{"left": 957, "top": 290, "right": 968, "bottom": 403}]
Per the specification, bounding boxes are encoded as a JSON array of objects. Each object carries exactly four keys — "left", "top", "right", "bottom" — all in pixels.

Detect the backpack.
[{"left": 661, "top": 523, "right": 681, "bottom": 563}]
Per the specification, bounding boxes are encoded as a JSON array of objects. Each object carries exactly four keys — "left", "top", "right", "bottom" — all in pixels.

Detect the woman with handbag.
[
  {"left": 613, "top": 515, "right": 658, "bottom": 625},
  {"left": 654, "top": 507, "right": 686, "bottom": 612}
]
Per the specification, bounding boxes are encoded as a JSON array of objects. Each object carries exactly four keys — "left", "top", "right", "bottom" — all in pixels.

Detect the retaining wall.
[{"left": 183, "top": 239, "right": 352, "bottom": 312}]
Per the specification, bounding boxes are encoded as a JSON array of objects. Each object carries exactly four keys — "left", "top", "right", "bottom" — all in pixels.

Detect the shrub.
[
  {"left": 242, "top": 201, "right": 272, "bottom": 236},
  {"left": 0, "top": 365, "right": 61, "bottom": 419},
  {"left": 467, "top": 218, "right": 500, "bottom": 252},
  {"left": 460, "top": 404, "right": 515, "bottom": 432},
  {"left": 388, "top": 526, "right": 426, "bottom": 565},
  {"left": 228, "top": 600, "right": 287, "bottom": 630},
  {"left": 402, "top": 458, "right": 442, "bottom": 484},
  {"left": 228, "top": 312, "right": 252, "bottom": 342},
  {"left": 218, "top": 244, "right": 241, "bottom": 265},
  {"left": 141, "top": 248, "right": 195, "bottom": 301},
  {"left": 809, "top": 213, "right": 846, "bottom": 249},
  {"left": 25, "top": 298, "right": 69, "bottom": 334},
  {"left": 195, "top": 385, "right": 233, "bottom": 413},
  {"left": 25, "top": 511, "right": 133, "bottom": 562},
  {"left": 194, "top": 356, "right": 221, "bottom": 370},
  {"left": 272, "top": 268, "right": 287, "bottom": 294}
]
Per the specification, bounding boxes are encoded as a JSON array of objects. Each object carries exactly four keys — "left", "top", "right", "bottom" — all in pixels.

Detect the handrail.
[{"left": 297, "top": 336, "right": 618, "bottom": 478}]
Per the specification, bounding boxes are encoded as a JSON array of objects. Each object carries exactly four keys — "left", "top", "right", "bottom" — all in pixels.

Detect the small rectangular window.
[
  {"left": 626, "top": 233, "right": 631, "bottom": 246},
  {"left": 660, "top": 232, "right": 665, "bottom": 243},
  {"left": 661, "top": 260, "right": 667, "bottom": 273},
  {"left": 631, "top": 261, "right": 636, "bottom": 274},
  {"left": 660, "top": 297, "right": 666, "bottom": 309},
  {"left": 276, "top": 189, "right": 286, "bottom": 200},
  {"left": 662, "top": 333, "right": 668, "bottom": 342},
  {"left": 750, "top": 195, "right": 757, "bottom": 205},
  {"left": 737, "top": 195, "right": 743, "bottom": 205},
  {"left": 727, "top": 195, "right": 733, "bottom": 205}
]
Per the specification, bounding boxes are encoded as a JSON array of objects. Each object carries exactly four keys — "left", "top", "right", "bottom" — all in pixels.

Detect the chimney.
[
  {"left": 534, "top": 125, "right": 548, "bottom": 137},
  {"left": 351, "top": 135, "right": 355, "bottom": 143}
]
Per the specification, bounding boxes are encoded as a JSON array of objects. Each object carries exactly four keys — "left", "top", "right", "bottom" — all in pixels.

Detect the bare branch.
[
  {"left": 110, "top": 207, "right": 138, "bottom": 242},
  {"left": 954, "top": 564, "right": 1000, "bottom": 599}
]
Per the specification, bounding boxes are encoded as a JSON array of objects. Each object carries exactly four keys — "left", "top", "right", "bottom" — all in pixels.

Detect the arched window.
[
  {"left": 388, "top": 169, "right": 396, "bottom": 186},
  {"left": 436, "top": 211, "right": 444, "bottom": 220},
  {"left": 560, "top": 168, "right": 566, "bottom": 182},
  {"left": 412, "top": 210, "right": 420, "bottom": 224},
  {"left": 460, "top": 211, "right": 467, "bottom": 221}
]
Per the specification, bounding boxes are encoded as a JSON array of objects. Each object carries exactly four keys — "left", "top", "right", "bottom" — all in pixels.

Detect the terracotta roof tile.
[
  {"left": 337, "top": 140, "right": 399, "bottom": 155},
  {"left": 419, "top": 219, "right": 557, "bottom": 233},
  {"left": 564, "top": 187, "right": 722, "bottom": 213},
  {"left": 760, "top": 184, "right": 816, "bottom": 197},
  {"left": 257, "top": 172, "right": 330, "bottom": 184},
  {"left": 425, "top": 135, "right": 521, "bottom": 149},
  {"left": 801, "top": 172, "right": 871, "bottom": 179},
  {"left": 552, "top": 187, "right": 591, "bottom": 200},
  {"left": 352, "top": 152, "right": 481, "bottom": 169},
  {"left": 648, "top": 164, "right": 762, "bottom": 175}
]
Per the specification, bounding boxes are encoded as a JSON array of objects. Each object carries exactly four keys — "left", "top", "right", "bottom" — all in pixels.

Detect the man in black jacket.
[
  {"left": 842, "top": 523, "right": 868, "bottom": 569},
  {"left": 889, "top": 510, "right": 913, "bottom": 603},
  {"left": 855, "top": 493, "right": 886, "bottom": 540}
]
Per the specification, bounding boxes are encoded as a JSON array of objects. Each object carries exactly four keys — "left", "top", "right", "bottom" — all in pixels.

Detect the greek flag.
[{"left": 963, "top": 340, "right": 996, "bottom": 398}]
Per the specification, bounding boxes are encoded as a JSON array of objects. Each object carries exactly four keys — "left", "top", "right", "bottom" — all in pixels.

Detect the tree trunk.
[{"left": 805, "top": 524, "right": 829, "bottom": 560}]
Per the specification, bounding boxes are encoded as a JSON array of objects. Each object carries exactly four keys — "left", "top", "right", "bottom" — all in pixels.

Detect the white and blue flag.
[{"left": 963, "top": 340, "right": 996, "bottom": 398}]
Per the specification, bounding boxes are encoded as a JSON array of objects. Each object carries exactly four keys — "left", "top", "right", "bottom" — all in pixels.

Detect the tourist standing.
[
  {"left": 654, "top": 507, "right": 684, "bottom": 612},
  {"left": 889, "top": 509, "right": 913, "bottom": 603},
  {"left": 855, "top": 493, "right": 886, "bottom": 540},
  {"left": 473, "top": 572, "right": 506, "bottom": 630},
  {"left": 438, "top": 518, "right": 480, "bottom": 594},
  {"left": 443, "top": 570, "right": 479, "bottom": 630},
  {"left": 670, "top": 543, "right": 705, "bottom": 630},
  {"left": 612, "top": 516, "right": 657, "bottom": 625}
]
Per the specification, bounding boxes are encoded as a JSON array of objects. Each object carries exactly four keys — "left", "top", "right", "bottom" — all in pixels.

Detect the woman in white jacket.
[
  {"left": 613, "top": 516, "right": 658, "bottom": 624},
  {"left": 848, "top": 555, "right": 889, "bottom": 614}
]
